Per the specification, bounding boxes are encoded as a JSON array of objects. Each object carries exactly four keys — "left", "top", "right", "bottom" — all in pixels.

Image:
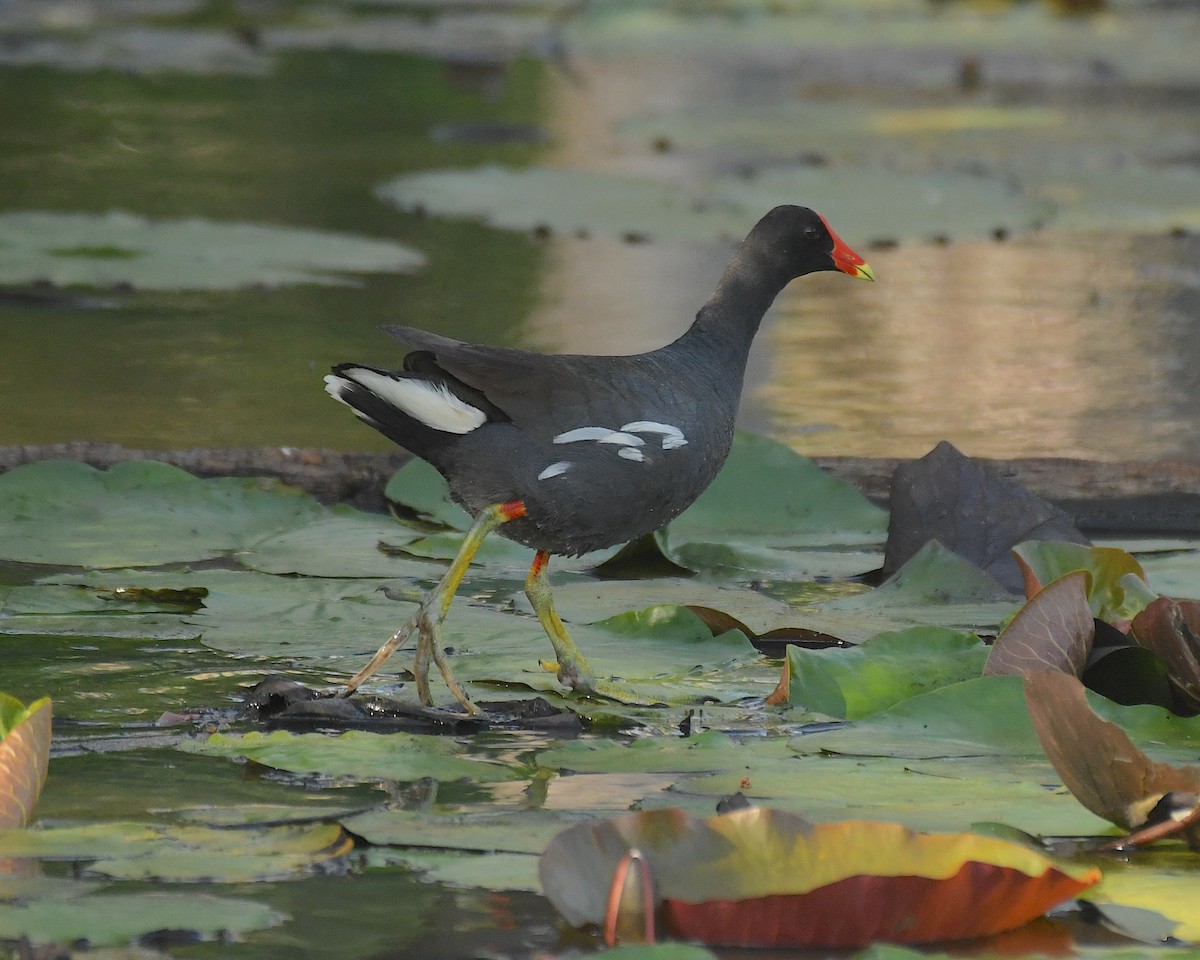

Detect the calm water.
[{"left": 1, "top": 40, "right": 1198, "bottom": 462}]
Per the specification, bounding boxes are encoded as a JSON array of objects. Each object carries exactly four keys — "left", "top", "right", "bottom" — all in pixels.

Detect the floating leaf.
[
  {"left": 791, "top": 541, "right": 1017, "bottom": 645},
  {"left": 1131, "top": 597, "right": 1200, "bottom": 713},
  {"left": 540, "top": 808, "right": 1099, "bottom": 947},
  {"left": 180, "top": 729, "right": 518, "bottom": 784},
  {"left": 0, "top": 460, "right": 327, "bottom": 568},
  {"left": 0, "top": 819, "right": 353, "bottom": 883},
  {"left": 1023, "top": 670, "right": 1200, "bottom": 831},
  {"left": 0, "top": 887, "right": 285, "bottom": 946},
  {"left": 1012, "top": 541, "right": 1155, "bottom": 625},
  {"left": 1084, "top": 867, "right": 1200, "bottom": 944},
  {"left": 0, "top": 693, "right": 51, "bottom": 828},
  {"left": 663, "top": 433, "right": 886, "bottom": 575},
  {"left": 783, "top": 627, "right": 987, "bottom": 719},
  {"left": 983, "top": 571, "right": 1094, "bottom": 679},
  {"left": 0, "top": 210, "right": 424, "bottom": 290}
]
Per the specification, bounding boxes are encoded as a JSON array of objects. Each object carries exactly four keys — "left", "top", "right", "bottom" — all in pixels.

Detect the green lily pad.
[
  {"left": 791, "top": 674, "right": 1200, "bottom": 761},
  {"left": 388, "top": 849, "right": 542, "bottom": 892},
  {"left": 180, "top": 730, "right": 518, "bottom": 783},
  {"left": 241, "top": 512, "right": 432, "bottom": 579},
  {"left": 376, "top": 162, "right": 1041, "bottom": 244},
  {"left": 1013, "top": 541, "right": 1155, "bottom": 624},
  {"left": 0, "top": 820, "right": 351, "bottom": 882},
  {"left": 672, "top": 753, "right": 1112, "bottom": 838},
  {"left": 538, "top": 730, "right": 794, "bottom": 775},
  {"left": 0, "top": 460, "right": 328, "bottom": 568},
  {"left": 344, "top": 808, "right": 573, "bottom": 854},
  {"left": 789, "top": 541, "right": 1018, "bottom": 644},
  {"left": 661, "top": 433, "right": 886, "bottom": 577},
  {"left": 0, "top": 210, "right": 424, "bottom": 290},
  {"left": 784, "top": 627, "right": 987, "bottom": 719},
  {"left": 376, "top": 165, "right": 748, "bottom": 243},
  {"left": 0, "top": 888, "right": 285, "bottom": 946}
]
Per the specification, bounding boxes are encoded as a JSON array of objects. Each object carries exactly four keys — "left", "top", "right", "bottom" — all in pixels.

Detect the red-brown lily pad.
[
  {"left": 1024, "top": 669, "right": 1200, "bottom": 832},
  {"left": 539, "top": 808, "right": 1099, "bottom": 948},
  {"left": 1131, "top": 597, "right": 1200, "bottom": 714},
  {"left": 984, "top": 571, "right": 1094, "bottom": 679},
  {"left": 0, "top": 694, "right": 52, "bottom": 828}
]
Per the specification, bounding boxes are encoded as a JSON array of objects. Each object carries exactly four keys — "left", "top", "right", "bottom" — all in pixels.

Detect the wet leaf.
[
  {"left": 539, "top": 808, "right": 1099, "bottom": 947},
  {"left": 241, "top": 513, "right": 430, "bottom": 579},
  {"left": 663, "top": 433, "right": 887, "bottom": 573},
  {"left": 377, "top": 163, "right": 1044, "bottom": 244},
  {"left": 0, "top": 886, "right": 285, "bottom": 946},
  {"left": 783, "top": 627, "right": 986, "bottom": 719},
  {"left": 0, "top": 693, "right": 51, "bottom": 828},
  {"left": 677, "top": 753, "right": 1111, "bottom": 838},
  {"left": 0, "top": 820, "right": 353, "bottom": 882},
  {"left": 344, "top": 808, "right": 573, "bottom": 854},
  {"left": 1084, "top": 866, "right": 1200, "bottom": 944},
  {"left": 0, "top": 210, "right": 424, "bottom": 290},
  {"left": 1012, "top": 541, "right": 1155, "bottom": 625},
  {"left": 791, "top": 541, "right": 1017, "bottom": 645},
  {"left": 1024, "top": 670, "right": 1200, "bottom": 830},
  {"left": 983, "top": 571, "right": 1094, "bottom": 678},
  {"left": 180, "top": 729, "right": 519, "bottom": 783},
  {"left": 1131, "top": 597, "right": 1200, "bottom": 713},
  {"left": 0, "top": 460, "right": 328, "bottom": 568},
  {"left": 538, "top": 730, "right": 794, "bottom": 776}
]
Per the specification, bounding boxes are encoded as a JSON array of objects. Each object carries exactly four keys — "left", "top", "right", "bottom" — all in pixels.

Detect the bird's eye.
[{"left": 802, "top": 225, "right": 820, "bottom": 239}]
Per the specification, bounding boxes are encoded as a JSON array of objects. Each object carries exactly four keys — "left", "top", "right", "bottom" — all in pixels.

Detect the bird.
[{"left": 324, "top": 205, "right": 874, "bottom": 713}]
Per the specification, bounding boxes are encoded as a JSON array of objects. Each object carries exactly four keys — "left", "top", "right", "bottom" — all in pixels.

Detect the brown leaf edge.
[
  {"left": 1024, "top": 670, "right": 1200, "bottom": 831},
  {"left": 0, "top": 697, "right": 52, "bottom": 828},
  {"left": 985, "top": 571, "right": 1093, "bottom": 679}
]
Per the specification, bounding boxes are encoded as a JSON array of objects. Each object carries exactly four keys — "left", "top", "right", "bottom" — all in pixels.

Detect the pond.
[{"left": 3, "top": 2, "right": 1200, "bottom": 958}]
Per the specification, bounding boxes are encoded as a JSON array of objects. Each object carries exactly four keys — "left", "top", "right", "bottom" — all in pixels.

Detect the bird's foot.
[
  {"left": 537, "top": 657, "right": 655, "bottom": 706},
  {"left": 337, "top": 500, "right": 525, "bottom": 715}
]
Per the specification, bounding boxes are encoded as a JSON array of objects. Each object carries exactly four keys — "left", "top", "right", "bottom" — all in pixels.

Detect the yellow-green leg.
[
  {"left": 339, "top": 500, "right": 526, "bottom": 712},
  {"left": 526, "top": 550, "right": 644, "bottom": 703}
]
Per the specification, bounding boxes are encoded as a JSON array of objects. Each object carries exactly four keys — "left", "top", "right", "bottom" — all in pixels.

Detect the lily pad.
[
  {"left": 376, "top": 163, "right": 1042, "bottom": 244},
  {"left": 0, "top": 210, "right": 424, "bottom": 290},
  {"left": 180, "top": 729, "right": 519, "bottom": 783},
  {"left": 0, "top": 460, "right": 328, "bottom": 568},
  {"left": 789, "top": 541, "right": 1017, "bottom": 644},
  {"left": 661, "top": 433, "right": 887, "bottom": 576},
  {"left": 0, "top": 693, "right": 51, "bottom": 828},
  {"left": 539, "top": 808, "right": 1099, "bottom": 947},
  {"left": 0, "top": 820, "right": 353, "bottom": 882},
  {"left": 0, "top": 889, "right": 285, "bottom": 947},
  {"left": 784, "top": 627, "right": 987, "bottom": 719}
]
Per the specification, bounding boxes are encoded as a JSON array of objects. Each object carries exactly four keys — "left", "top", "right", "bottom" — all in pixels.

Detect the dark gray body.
[{"left": 330, "top": 205, "right": 851, "bottom": 556}]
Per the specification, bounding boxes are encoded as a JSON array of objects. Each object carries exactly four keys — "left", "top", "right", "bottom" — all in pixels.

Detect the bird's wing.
[{"left": 383, "top": 324, "right": 641, "bottom": 435}]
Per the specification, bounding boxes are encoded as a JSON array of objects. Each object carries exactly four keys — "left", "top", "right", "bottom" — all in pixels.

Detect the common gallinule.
[{"left": 325, "top": 205, "right": 873, "bottom": 712}]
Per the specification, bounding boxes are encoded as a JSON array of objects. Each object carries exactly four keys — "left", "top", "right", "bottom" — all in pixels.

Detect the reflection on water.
[
  {"left": 525, "top": 228, "right": 1200, "bottom": 461},
  {"left": 759, "top": 230, "right": 1200, "bottom": 460}
]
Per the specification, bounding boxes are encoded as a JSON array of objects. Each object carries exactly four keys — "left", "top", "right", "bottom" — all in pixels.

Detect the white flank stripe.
[
  {"left": 553, "top": 426, "right": 614, "bottom": 444},
  {"left": 347, "top": 369, "right": 486, "bottom": 435},
  {"left": 617, "top": 447, "right": 645, "bottom": 462},
  {"left": 537, "top": 461, "right": 572, "bottom": 480},
  {"left": 598, "top": 431, "right": 644, "bottom": 447},
  {"left": 621, "top": 420, "right": 688, "bottom": 449}
]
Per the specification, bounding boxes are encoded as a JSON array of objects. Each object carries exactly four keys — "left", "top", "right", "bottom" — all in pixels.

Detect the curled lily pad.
[
  {"left": 0, "top": 693, "right": 51, "bottom": 828},
  {"left": 983, "top": 571, "right": 1094, "bottom": 679},
  {"left": 1012, "top": 541, "right": 1156, "bottom": 626},
  {"left": 539, "top": 807, "right": 1100, "bottom": 948},
  {"left": 0, "top": 210, "right": 425, "bottom": 290},
  {"left": 1024, "top": 669, "right": 1200, "bottom": 832}
]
